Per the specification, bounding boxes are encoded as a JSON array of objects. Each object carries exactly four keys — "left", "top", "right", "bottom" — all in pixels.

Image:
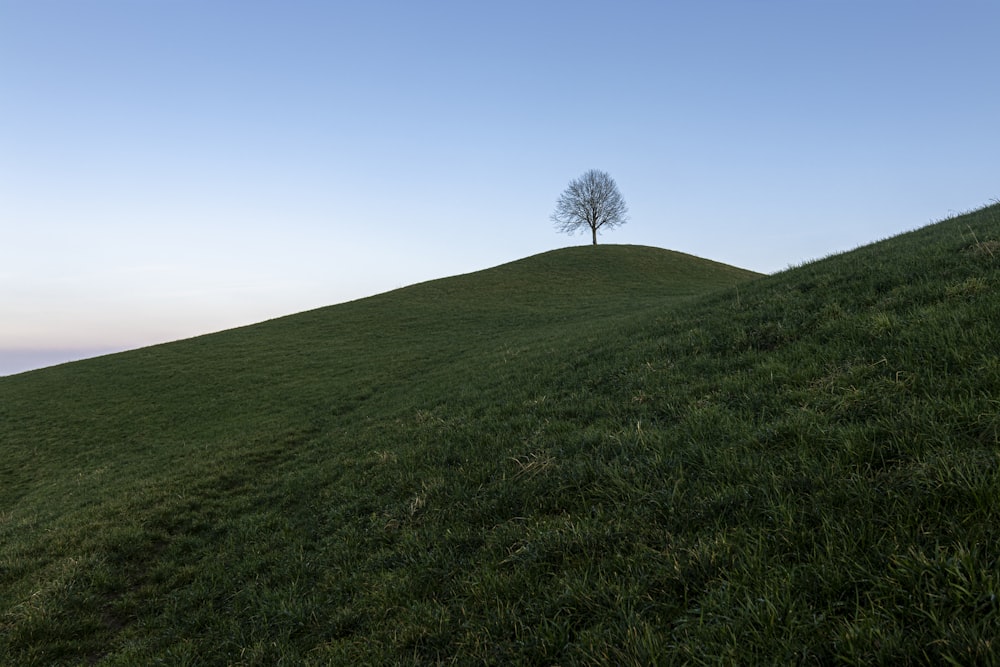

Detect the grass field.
[{"left": 2, "top": 205, "right": 999, "bottom": 665}]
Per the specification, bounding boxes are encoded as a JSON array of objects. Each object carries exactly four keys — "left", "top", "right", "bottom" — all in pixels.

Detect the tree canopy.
[{"left": 551, "top": 169, "right": 629, "bottom": 245}]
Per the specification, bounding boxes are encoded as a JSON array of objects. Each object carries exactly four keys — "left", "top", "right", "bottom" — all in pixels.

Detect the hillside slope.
[
  {"left": 2, "top": 208, "right": 999, "bottom": 665},
  {"left": 0, "top": 245, "right": 756, "bottom": 492},
  {"left": 0, "top": 245, "right": 757, "bottom": 663}
]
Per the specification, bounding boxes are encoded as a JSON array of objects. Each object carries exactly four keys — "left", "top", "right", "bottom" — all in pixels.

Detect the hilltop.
[{"left": 1, "top": 210, "right": 999, "bottom": 664}]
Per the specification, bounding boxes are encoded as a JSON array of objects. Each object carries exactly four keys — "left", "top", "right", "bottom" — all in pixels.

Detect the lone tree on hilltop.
[{"left": 551, "top": 169, "right": 629, "bottom": 245}]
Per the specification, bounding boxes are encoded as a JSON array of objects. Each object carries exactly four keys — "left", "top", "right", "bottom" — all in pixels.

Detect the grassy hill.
[{"left": 1, "top": 207, "right": 998, "bottom": 664}]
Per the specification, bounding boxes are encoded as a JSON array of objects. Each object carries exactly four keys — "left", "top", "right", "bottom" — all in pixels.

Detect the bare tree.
[{"left": 551, "top": 169, "right": 629, "bottom": 245}]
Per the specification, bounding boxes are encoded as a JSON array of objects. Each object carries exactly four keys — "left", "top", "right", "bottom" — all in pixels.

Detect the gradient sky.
[{"left": 3, "top": 1, "right": 998, "bottom": 376}]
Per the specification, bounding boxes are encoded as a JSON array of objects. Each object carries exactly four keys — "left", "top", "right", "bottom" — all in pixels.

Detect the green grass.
[{"left": 1, "top": 207, "right": 999, "bottom": 665}]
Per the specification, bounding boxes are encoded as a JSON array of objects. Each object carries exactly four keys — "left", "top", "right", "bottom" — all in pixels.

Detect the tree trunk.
[{"left": 592, "top": 226, "right": 597, "bottom": 245}]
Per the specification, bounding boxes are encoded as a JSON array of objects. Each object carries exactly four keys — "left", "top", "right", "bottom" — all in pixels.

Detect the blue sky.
[{"left": 2, "top": 1, "right": 998, "bottom": 375}]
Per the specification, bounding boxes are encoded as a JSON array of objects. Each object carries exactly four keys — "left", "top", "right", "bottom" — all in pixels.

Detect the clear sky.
[{"left": 2, "top": 1, "right": 998, "bottom": 376}]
